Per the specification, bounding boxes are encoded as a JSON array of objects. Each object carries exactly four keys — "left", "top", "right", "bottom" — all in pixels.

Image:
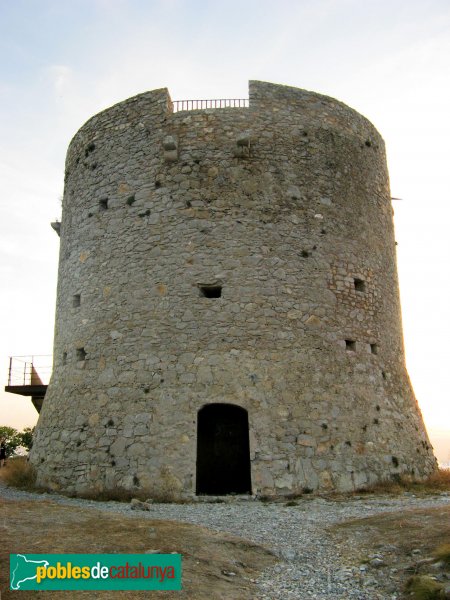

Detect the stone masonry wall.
[{"left": 30, "top": 81, "right": 436, "bottom": 496}]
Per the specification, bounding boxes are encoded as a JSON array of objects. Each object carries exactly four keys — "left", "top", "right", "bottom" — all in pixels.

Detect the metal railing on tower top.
[{"left": 172, "top": 98, "right": 249, "bottom": 112}]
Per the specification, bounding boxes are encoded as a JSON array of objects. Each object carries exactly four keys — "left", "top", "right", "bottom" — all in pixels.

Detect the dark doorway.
[{"left": 196, "top": 403, "right": 252, "bottom": 495}]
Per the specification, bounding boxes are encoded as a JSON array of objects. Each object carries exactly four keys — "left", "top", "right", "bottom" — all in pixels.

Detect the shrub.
[
  {"left": 433, "top": 543, "right": 450, "bottom": 568},
  {"left": 405, "top": 575, "right": 444, "bottom": 600},
  {"left": 426, "top": 468, "right": 450, "bottom": 490},
  {"left": 1, "top": 457, "right": 37, "bottom": 490}
]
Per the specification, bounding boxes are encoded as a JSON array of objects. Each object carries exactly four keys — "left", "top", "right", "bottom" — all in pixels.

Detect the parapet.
[{"left": 66, "top": 81, "right": 383, "bottom": 170}]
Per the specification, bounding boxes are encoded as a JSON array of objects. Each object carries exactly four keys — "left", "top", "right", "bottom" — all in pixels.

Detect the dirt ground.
[
  {"left": 330, "top": 504, "right": 450, "bottom": 598},
  {"left": 1, "top": 486, "right": 449, "bottom": 599},
  {"left": 0, "top": 497, "right": 276, "bottom": 600}
]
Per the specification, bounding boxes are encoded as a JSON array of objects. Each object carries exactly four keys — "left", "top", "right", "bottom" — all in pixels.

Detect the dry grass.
[
  {"left": 330, "top": 506, "right": 450, "bottom": 598},
  {"left": 332, "top": 505, "right": 450, "bottom": 564},
  {"left": 76, "top": 488, "right": 189, "bottom": 504},
  {"left": 0, "top": 456, "right": 38, "bottom": 490},
  {"left": 433, "top": 542, "right": 450, "bottom": 568},
  {"left": 355, "top": 468, "right": 450, "bottom": 495},
  {"left": 405, "top": 575, "right": 446, "bottom": 600},
  {"left": 0, "top": 460, "right": 187, "bottom": 502},
  {"left": 0, "top": 496, "right": 276, "bottom": 600},
  {"left": 75, "top": 487, "right": 148, "bottom": 502},
  {"left": 2, "top": 459, "right": 448, "bottom": 501}
]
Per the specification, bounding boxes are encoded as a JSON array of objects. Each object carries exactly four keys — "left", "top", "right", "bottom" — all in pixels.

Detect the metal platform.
[{"left": 4, "top": 356, "right": 52, "bottom": 413}]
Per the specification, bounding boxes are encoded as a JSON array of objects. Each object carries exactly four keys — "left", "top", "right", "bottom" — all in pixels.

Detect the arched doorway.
[{"left": 196, "top": 403, "right": 252, "bottom": 495}]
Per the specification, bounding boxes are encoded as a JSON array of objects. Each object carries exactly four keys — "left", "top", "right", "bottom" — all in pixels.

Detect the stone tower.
[{"left": 30, "top": 81, "right": 436, "bottom": 497}]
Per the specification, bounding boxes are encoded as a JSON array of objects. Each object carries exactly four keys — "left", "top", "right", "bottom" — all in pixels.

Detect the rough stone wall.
[{"left": 30, "top": 81, "right": 436, "bottom": 496}]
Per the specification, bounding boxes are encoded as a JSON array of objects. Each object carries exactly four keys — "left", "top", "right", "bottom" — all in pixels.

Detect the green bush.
[{"left": 0, "top": 425, "right": 34, "bottom": 457}]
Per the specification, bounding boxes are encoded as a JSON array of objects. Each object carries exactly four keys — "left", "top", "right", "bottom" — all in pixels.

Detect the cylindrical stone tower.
[{"left": 31, "top": 81, "right": 436, "bottom": 496}]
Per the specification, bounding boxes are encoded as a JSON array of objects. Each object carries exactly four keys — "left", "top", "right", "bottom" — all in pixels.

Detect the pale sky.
[{"left": 0, "top": 0, "right": 449, "bottom": 463}]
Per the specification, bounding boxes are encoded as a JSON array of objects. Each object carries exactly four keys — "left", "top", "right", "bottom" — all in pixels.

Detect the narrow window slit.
[
  {"left": 99, "top": 198, "right": 108, "bottom": 210},
  {"left": 370, "top": 343, "right": 378, "bottom": 355},
  {"left": 345, "top": 339, "right": 356, "bottom": 351},
  {"left": 354, "top": 278, "right": 366, "bottom": 292},
  {"left": 199, "top": 285, "right": 222, "bottom": 298},
  {"left": 73, "top": 294, "right": 81, "bottom": 308},
  {"left": 76, "top": 347, "right": 87, "bottom": 361}
]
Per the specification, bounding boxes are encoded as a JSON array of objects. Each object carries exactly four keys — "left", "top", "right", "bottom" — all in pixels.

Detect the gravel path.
[{"left": 1, "top": 481, "right": 448, "bottom": 599}]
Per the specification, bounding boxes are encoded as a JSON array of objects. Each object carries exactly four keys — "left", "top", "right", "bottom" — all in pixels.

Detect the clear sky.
[{"left": 0, "top": 0, "right": 449, "bottom": 463}]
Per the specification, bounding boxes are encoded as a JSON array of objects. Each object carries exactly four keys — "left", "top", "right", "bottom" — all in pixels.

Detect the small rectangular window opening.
[
  {"left": 345, "top": 339, "right": 356, "bottom": 351},
  {"left": 199, "top": 285, "right": 222, "bottom": 298},
  {"left": 76, "top": 347, "right": 87, "bottom": 361},
  {"left": 73, "top": 294, "right": 81, "bottom": 308},
  {"left": 99, "top": 198, "right": 108, "bottom": 210},
  {"left": 62, "top": 352, "right": 67, "bottom": 365},
  {"left": 370, "top": 343, "right": 378, "bottom": 355},
  {"left": 354, "top": 278, "right": 366, "bottom": 292}
]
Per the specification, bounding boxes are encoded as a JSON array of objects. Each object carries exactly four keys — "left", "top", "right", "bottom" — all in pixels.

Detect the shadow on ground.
[{"left": 0, "top": 497, "right": 276, "bottom": 599}]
